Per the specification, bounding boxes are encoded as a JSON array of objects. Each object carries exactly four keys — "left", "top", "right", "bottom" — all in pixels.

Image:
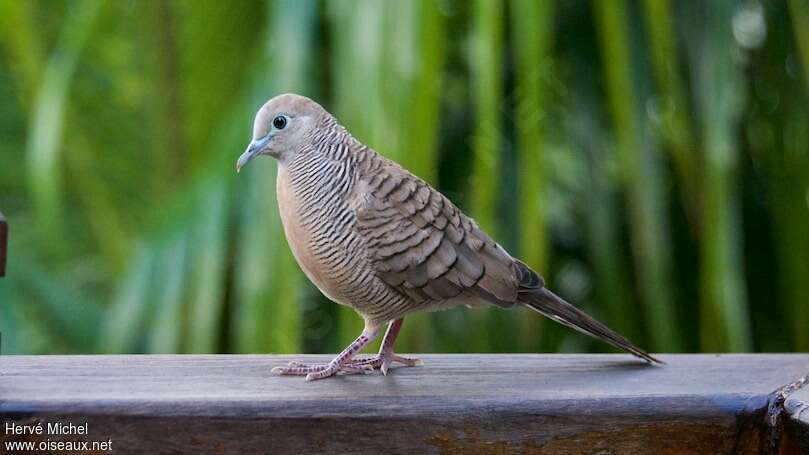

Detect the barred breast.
[{"left": 277, "top": 139, "right": 414, "bottom": 324}]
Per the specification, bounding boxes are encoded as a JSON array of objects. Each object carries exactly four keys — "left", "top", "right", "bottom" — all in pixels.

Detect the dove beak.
[{"left": 236, "top": 134, "right": 272, "bottom": 173}]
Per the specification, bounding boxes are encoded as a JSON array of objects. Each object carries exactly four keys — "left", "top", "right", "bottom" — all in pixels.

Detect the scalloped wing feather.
[{"left": 355, "top": 161, "right": 521, "bottom": 308}]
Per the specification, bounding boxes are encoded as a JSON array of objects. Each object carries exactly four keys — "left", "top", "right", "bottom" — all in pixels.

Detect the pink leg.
[
  {"left": 350, "top": 318, "right": 423, "bottom": 375},
  {"left": 271, "top": 325, "right": 380, "bottom": 381}
]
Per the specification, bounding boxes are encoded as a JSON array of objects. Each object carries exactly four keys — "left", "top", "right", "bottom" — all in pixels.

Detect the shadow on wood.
[{"left": 1, "top": 354, "right": 808, "bottom": 454}]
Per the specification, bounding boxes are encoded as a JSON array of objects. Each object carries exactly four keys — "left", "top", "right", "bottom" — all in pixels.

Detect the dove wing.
[{"left": 354, "top": 161, "right": 542, "bottom": 307}]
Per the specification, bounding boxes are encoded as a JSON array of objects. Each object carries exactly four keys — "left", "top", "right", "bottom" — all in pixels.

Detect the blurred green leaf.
[
  {"left": 7, "top": 249, "right": 101, "bottom": 352},
  {"left": 187, "top": 180, "right": 230, "bottom": 353},
  {"left": 147, "top": 232, "right": 190, "bottom": 353},
  {"left": 101, "top": 245, "right": 157, "bottom": 353},
  {"left": 25, "top": 0, "right": 103, "bottom": 252}
]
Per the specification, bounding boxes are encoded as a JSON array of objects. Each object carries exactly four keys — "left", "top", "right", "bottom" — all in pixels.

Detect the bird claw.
[
  {"left": 350, "top": 353, "right": 423, "bottom": 375},
  {"left": 271, "top": 354, "right": 421, "bottom": 379},
  {"left": 271, "top": 360, "right": 373, "bottom": 379}
]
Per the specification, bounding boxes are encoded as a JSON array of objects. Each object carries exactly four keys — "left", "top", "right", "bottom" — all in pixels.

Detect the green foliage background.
[{"left": 0, "top": 0, "right": 807, "bottom": 355}]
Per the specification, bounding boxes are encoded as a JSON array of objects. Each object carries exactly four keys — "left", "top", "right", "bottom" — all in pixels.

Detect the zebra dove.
[{"left": 236, "top": 93, "right": 661, "bottom": 381}]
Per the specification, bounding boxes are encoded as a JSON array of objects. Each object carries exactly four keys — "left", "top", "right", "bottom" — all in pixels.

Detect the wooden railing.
[{"left": 1, "top": 354, "right": 807, "bottom": 454}]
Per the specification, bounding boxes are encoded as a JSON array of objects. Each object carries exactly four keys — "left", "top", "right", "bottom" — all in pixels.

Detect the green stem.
[
  {"left": 510, "top": 0, "right": 554, "bottom": 351},
  {"left": 594, "top": 0, "right": 681, "bottom": 351},
  {"left": 642, "top": 0, "right": 700, "bottom": 229},
  {"left": 684, "top": 0, "right": 751, "bottom": 352}
]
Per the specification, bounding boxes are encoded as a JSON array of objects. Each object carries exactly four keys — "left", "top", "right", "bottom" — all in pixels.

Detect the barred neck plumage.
[
  {"left": 285, "top": 118, "right": 365, "bottom": 220},
  {"left": 306, "top": 116, "right": 374, "bottom": 163},
  {"left": 288, "top": 117, "right": 380, "bottom": 184}
]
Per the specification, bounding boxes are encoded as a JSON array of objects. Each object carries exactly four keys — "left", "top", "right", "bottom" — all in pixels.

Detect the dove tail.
[{"left": 520, "top": 288, "right": 663, "bottom": 364}]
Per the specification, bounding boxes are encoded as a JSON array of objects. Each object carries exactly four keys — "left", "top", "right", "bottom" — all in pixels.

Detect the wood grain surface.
[{"left": 1, "top": 354, "right": 807, "bottom": 454}]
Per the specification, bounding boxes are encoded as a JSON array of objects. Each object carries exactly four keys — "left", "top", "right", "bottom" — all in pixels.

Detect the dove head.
[{"left": 237, "top": 93, "right": 329, "bottom": 171}]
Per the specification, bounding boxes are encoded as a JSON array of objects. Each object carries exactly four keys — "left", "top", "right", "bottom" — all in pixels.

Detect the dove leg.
[
  {"left": 350, "top": 318, "right": 423, "bottom": 375},
  {"left": 271, "top": 325, "right": 380, "bottom": 381}
]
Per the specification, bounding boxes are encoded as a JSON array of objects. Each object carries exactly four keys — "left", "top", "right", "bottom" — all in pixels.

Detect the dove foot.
[
  {"left": 269, "top": 318, "right": 418, "bottom": 380},
  {"left": 271, "top": 325, "right": 380, "bottom": 381},
  {"left": 349, "top": 318, "right": 421, "bottom": 375},
  {"left": 350, "top": 353, "right": 423, "bottom": 375},
  {"left": 271, "top": 361, "right": 373, "bottom": 379}
]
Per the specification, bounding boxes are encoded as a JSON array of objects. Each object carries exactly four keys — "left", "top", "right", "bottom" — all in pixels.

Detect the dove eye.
[{"left": 272, "top": 115, "right": 288, "bottom": 130}]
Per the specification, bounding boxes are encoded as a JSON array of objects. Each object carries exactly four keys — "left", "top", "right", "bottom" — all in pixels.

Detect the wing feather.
[{"left": 355, "top": 161, "right": 519, "bottom": 307}]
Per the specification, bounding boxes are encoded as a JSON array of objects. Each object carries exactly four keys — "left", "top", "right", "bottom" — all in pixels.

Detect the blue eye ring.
[{"left": 273, "top": 115, "right": 287, "bottom": 130}]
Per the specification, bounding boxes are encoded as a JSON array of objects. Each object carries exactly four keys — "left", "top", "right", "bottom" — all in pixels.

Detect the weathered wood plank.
[
  {"left": 784, "top": 379, "right": 809, "bottom": 453},
  {"left": 0, "top": 211, "right": 6, "bottom": 277},
  {"left": 1, "top": 354, "right": 807, "bottom": 454}
]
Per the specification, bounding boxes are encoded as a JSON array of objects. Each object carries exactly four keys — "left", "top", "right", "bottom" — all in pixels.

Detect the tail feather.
[{"left": 521, "top": 287, "right": 663, "bottom": 364}]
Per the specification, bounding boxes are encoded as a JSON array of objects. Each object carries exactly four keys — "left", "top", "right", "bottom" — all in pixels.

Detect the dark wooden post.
[
  {"left": 783, "top": 381, "right": 809, "bottom": 452},
  {"left": 0, "top": 211, "right": 6, "bottom": 277}
]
